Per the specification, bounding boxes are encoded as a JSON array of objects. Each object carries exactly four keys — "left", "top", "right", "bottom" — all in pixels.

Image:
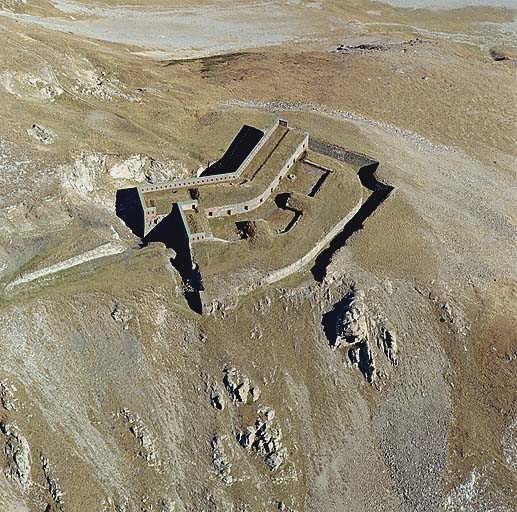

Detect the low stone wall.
[
  {"left": 205, "top": 134, "right": 309, "bottom": 219},
  {"left": 308, "top": 138, "right": 377, "bottom": 168}
]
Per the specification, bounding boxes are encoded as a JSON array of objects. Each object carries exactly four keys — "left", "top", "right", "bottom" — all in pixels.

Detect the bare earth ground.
[{"left": 0, "top": 1, "right": 515, "bottom": 511}]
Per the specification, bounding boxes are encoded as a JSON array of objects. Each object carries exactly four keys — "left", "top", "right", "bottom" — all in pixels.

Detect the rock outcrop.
[
  {"left": 223, "top": 367, "right": 260, "bottom": 405},
  {"left": 237, "top": 405, "right": 286, "bottom": 471},
  {"left": 327, "top": 289, "right": 399, "bottom": 384},
  {"left": 0, "top": 421, "right": 31, "bottom": 491},
  {"left": 118, "top": 409, "right": 159, "bottom": 466},
  {"left": 334, "top": 291, "right": 369, "bottom": 349},
  {"left": 111, "top": 303, "right": 133, "bottom": 330},
  {"left": 109, "top": 155, "right": 152, "bottom": 183},
  {"left": 41, "top": 455, "right": 64, "bottom": 508},
  {"left": 0, "top": 381, "right": 17, "bottom": 411},
  {"left": 27, "top": 124, "right": 55, "bottom": 145},
  {"left": 210, "top": 384, "right": 226, "bottom": 411}
]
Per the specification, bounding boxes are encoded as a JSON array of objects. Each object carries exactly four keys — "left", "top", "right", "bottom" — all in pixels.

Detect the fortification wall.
[
  {"left": 259, "top": 195, "right": 363, "bottom": 287},
  {"left": 143, "top": 205, "right": 158, "bottom": 235},
  {"left": 140, "top": 119, "right": 288, "bottom": 235},
  {"left": 140, "top": 172, "right": 235, "bottom": 194},
  {"left": 205, "top": 134, "right": 309, "bottom": 218},
  {"left": 201, "top": 194, "right": 363, "bottom": 313}
]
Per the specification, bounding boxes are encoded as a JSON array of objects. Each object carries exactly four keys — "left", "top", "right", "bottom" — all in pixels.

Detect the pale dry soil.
[{"left": 0, "top": 1, "right": 515, "bottom": 511}]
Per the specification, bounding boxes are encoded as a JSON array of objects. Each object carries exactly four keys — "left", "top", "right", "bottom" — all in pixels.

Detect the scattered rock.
[
  {"left": 349, "top": 341, "right": 376, "bottom": 383},
  {"left": 335, "top": 38, "right": 426, "bottom": 53},
  {"left": 27, "top": 124, "right": 55, "bottom": 145},
  {"left": 377, "top": 326, "right": 398, "bottom": 366},
  {"left": 250, "top": 386, "right": 261, "bottom": 403},
  {"left": 118, "top": 409, "right": 159, "bottom": 466},
  {"left": 490, "top": 46, "right": 517, "bottom": 62},
  {"left": 0, "top": 421, "right": 31, "bottom": 490},
  {"left": 111, "top": 303, "right": 133, "bottom": 330},
  {"left": 440, "top": 301, "right": 454, "bottom": 323},
  {"left": 0, "top": 69, "right": 63, "bottom": 102},
  {"left": 211, "top": 435, "right": 233, "bottom": 485},
  {"left": 237, "top": 406, "right": 286, "bottom": 471},
  {"left": 210, "top": 385, "right": 226, "bottom": 411},
  {"left": 223, "top": 367, "right": 260, "bottom": 405},
  {"left": 237, "top": 426, "right": 256, "bottom": 450},
  {"left": 67, "top": 57, "right": 140, "bottom": 102}
]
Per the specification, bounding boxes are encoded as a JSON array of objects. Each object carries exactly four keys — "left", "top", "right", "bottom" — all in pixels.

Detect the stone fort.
[{"left": 123, "top": 119, "right": 391, "bottom": 314}]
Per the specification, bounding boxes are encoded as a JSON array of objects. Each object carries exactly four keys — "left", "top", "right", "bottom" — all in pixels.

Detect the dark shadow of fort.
[
  {"left": 200, "top": 125, "right": 263, "bottom": 177},
  {"left": 116, "top": 188, "right": 144, "bottom": 239},
  {"left": 144, "top": 205, "right": 204, "bottom": 314}
]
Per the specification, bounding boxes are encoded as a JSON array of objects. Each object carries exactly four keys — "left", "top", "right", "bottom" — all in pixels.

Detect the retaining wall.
[{"left": 308, "top": 138, "right": 377, "bottom": 167}]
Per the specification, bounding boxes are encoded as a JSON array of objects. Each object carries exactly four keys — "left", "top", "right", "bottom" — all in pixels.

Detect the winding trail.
[{"left": 222, "top": 99, "right": 455, "bottom": 154}]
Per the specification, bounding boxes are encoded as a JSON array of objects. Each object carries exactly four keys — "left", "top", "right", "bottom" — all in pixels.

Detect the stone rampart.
[
  {"left": 140, "top": 119, "right": 288, "bottom": 235},
  {"left": 139, "top": 119, "right": 283, "bottom": 195}
]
